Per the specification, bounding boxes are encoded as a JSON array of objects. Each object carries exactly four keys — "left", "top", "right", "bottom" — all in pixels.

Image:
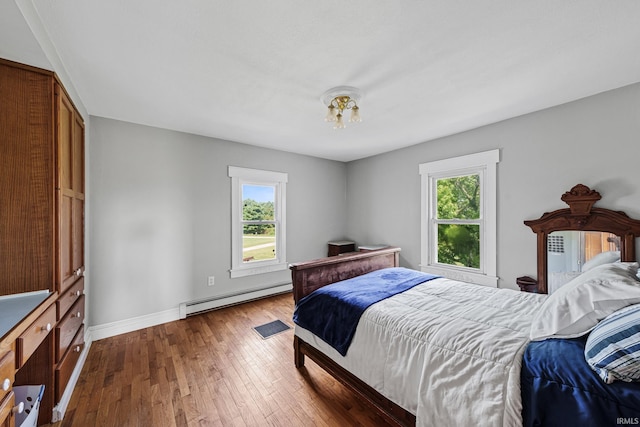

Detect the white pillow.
[
  {"left": 581, "top": 250, "right": 620, "bottom": 272},
  {"left": 530, "top": 262, "right": 640, "bottom": 341},
  {"left": 548, "top": 271, "right": 581, "bottom": 294}
]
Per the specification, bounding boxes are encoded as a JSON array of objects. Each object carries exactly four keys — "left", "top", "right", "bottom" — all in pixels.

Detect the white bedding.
[{"left": 295, "top": 277, "right": 546, "bottom": 427}]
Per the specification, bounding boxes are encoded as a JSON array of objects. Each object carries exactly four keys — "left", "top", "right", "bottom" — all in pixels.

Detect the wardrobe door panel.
[{"left": 0, "top": 61, "right": 54, "bottom": 294}]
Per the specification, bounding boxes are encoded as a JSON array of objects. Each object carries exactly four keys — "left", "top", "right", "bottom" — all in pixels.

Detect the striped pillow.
[{"left": 585, "top": 304, "right": 640, "bottom": 383}]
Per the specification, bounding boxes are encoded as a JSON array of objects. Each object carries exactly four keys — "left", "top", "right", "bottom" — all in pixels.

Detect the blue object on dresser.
[
  {"left": 521, "top": 337, "right": 640, "bottom": 427},
  {"left": 293, "top": 267, "right": 439, "bottom": 356},
  {"left": 0, "top": 291, "right": 51, "bottom": 339}
]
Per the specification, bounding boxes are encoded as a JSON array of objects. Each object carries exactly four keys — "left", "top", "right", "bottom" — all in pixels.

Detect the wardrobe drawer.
[
  {"left": 55, "top": 325, "right": 84, "bottom": 402},
  {"left": 55, "top": 295, "right": 84, "bottom": 363},
  {"left": 16, "top": 303, "right": 56, "bottom": 368},
  {"left": 0, "top": 390, "right": 15, "bottom": 427},
  {"left": 56, "top": 277, "right": 84, "bottom": 320},
  {"left": 0, "top": 352, "right": 14, "bottom": 403}
]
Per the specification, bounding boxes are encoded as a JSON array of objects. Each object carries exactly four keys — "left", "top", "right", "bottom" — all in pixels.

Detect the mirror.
[
  {"left": 547, "top": 230, "right": 620, "bottom": 293},
  {"left": 524, "top": 184, "right": 640, "bottom": 293}
]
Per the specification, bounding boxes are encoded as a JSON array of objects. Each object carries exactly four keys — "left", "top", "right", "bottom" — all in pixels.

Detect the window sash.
[
  {"left": 434, "top": 174, "right": 481, "bottom": 221},
  {"left": 242, "top": 220, "right": 277, "bottom": 224},
  {"left": 242, "top": 221, "right": 278, "bottom": 263},
  {"left": 430, "top": 172, "right": 484, "bottom": 273},
  {"left": 433, "top": 222, "right": 482, "bottom": 270}
]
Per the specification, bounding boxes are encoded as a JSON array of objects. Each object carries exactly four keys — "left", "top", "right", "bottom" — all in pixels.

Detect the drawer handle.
[
  {"left": 74, "top": 346, "right": 81, "bottom": 353},
  {"left": 42, "top": 323, "right": 52, "bottom": 332},
  {"left": 72, "top": 311, "right": 81, "bottom": 318},
  {"left": 75, "top": 268, "right": 83, "bottom": 277},
  {"left": 2, "top": 378, "right": 9, "bottom": 391},
  {"left": 73, "top": 290, "right": 81, "bottom": 297},
  {"left": 12, "top": 401, "right": 24, "bottom": 414}
]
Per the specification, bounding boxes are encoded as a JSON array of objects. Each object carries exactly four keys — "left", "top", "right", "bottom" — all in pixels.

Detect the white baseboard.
[
  {"left": 89, "top": 283, "right": 293, "bottom": 341},
  {"left": 179, "top": 283, "right": 293, "bottom": 318},
  {"left": 89, "top": 308, "right": 181, "bottom": 341}
]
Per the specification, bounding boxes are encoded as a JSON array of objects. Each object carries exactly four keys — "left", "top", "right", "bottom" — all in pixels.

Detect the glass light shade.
[
  {"left": 325, "top": 105, "right": 337, "bottom": 122},
  {"left": 349, "top": 106, "right": 361, "bottom": 123},
  {"left": 334, "top": 113, "right": 346, "bottom": 129}
]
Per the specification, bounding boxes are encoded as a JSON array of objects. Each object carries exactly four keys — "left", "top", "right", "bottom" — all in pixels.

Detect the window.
[
  {"left": 547, "top": 234, "right": 565, "bottom": 254},
  {"left": 228, "top": 166, "right": 287, "bottom": 278},
  {"left": 419, "top": 149, "right": 499, "bottom": 286}
]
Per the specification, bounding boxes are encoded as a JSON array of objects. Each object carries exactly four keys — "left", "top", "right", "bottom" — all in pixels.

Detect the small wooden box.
[{"left": 328, "top": 241, "right": 356, "bottom": 256}]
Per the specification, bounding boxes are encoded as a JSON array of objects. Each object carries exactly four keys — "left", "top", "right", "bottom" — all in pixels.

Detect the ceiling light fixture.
[{"left": 321, "top": 86, "right": 362, "bottom": 129}]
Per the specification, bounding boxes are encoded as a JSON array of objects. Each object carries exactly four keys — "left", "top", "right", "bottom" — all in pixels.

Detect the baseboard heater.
[{"left": 179, "top": 282, "right": 292, "bottom": 318}]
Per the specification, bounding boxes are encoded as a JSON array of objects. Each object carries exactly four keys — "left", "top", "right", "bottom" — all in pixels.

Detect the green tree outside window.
[{"left": 436, "top": 175, "right": 480, "bottom": 268}]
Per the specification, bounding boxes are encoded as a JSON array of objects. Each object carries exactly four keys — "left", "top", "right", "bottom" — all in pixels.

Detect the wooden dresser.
[
  {"left": 0, "top": 58, "right": 85, "bottom": 426},
  {"left": 0, "top": 292, "right": 58, "bottom": 427}
]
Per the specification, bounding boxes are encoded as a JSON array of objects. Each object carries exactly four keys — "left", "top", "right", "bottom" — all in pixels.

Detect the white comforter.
[{"left": 295, "top": 277, "right": 546, "bottom": 427}]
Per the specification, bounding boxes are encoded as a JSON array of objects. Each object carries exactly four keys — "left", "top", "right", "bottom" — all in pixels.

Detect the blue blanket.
[
  {"left": 293, "top": 267, "right": 439, "bottom": 356},
  {"left": 521, "top": 337, "right": 640, "bottom": 427}
]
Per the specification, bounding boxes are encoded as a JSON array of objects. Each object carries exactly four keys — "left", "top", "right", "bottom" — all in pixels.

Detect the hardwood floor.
[{"left": 49, "top": 292, "right": 392, "bottom": 426}]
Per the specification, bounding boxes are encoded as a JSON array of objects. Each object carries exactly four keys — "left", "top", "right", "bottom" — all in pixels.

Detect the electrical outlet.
[{"left": 208, "top": 276, "right": 215, "bottom": 286}]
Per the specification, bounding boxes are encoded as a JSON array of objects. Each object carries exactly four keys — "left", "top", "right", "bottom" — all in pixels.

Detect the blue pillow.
[{"left": 585, "top": 304, "right": 640, "bottom": 383}]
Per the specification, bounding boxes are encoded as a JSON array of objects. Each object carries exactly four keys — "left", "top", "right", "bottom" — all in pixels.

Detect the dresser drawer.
[
  {"left": 55, "top": 295, "right": 84, "bottom": 363},
  {"left": 55, "top": 325, "right": 84, "bottom": 403},
  {"left": 16, "top": 303, "right": 56, "bottom": 369},
  {"left": 0, "top": 391, "right": 15, "bottom": 427},
  {"left": 0, "top": 352, "right": 14, "bottom": 404},
  {"left": 56, "top": 277, "right": 84, "bottom": 320}
]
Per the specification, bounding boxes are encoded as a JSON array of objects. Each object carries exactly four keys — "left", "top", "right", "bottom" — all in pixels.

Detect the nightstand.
[
  {"left": 327, "top": 241, "right": 356, "bottom": 256},
  {"left": 516, "top": 276, "right": 538, "bottom": 293}
]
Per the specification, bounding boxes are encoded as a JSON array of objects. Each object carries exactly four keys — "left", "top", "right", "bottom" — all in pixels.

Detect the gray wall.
[
  {"left": 89, "top": 117, "right": 347, "bottom": 326},
  {"left": 90, "top": 80, "right": 640, "bottom": 327},
  {"left": 346, "top": 82, "right": 640, "bottom": 290}
]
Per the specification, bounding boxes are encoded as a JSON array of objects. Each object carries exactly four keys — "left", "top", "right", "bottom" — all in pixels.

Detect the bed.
[
  {"left": 291, "top": 247, "right": 545, "bottom": 426},
  {"left": 290, "top": 247, "right": 640, "bottom": 426}
]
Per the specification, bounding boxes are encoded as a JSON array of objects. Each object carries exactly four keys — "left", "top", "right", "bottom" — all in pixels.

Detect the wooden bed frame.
[{"left": 289, "top": 246, "right": 416, "bottom": 427}]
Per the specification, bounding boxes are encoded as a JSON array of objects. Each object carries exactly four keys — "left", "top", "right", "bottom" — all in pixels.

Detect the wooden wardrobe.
[{"left": 0, "top": 58, "right": 85, "bottom": 426}]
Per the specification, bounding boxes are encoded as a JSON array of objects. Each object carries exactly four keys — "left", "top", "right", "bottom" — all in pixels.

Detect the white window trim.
[
  {"left": 419, "top": 149, "right": 499, "bottom": 287},
  {"left": 228, "top": 166, "right": 288, "bottom": 278}
]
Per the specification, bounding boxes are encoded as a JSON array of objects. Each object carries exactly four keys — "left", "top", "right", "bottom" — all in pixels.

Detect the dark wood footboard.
[
  {"left": 294, "top": 335, "right": 416, "bottom": 427},
  {"left": 290, "top": 247, "right": 415, "bottom": 426}
]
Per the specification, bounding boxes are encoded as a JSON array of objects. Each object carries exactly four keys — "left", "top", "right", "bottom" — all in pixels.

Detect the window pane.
[
  {"left": 242, "top": 184, "right": 275, "bottom": 221},
  {"left": 243, "top": 223, "right": 276, "bottom": 262},
  {"left": 436, "top": 175, "right": 480, "bottom": 220},
  {"left": 437, "top": 224, "right": 480, "bottom": 268}
]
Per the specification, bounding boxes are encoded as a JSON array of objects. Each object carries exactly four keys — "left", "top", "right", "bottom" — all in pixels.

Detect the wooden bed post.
[{"left": 293, "top": 335, "right": 305, "bottom": 368}]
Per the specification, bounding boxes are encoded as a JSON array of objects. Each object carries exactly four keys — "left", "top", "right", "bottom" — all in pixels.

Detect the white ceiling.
[{"left": 9, "top": 1, "right": 640, "bottom": 161}]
